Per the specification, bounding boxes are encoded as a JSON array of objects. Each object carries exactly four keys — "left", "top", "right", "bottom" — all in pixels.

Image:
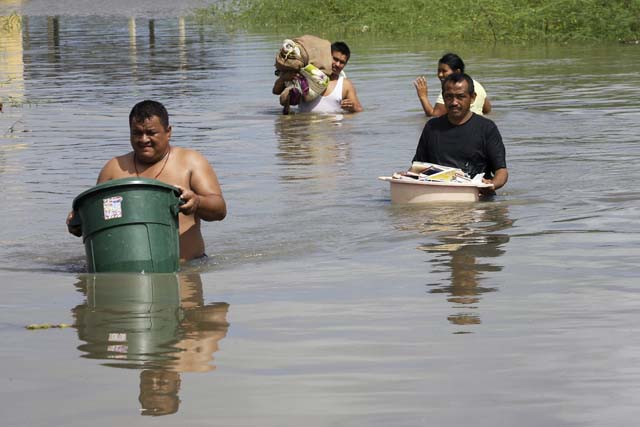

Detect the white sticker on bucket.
[
  {"left": 103, "top": 196, "right": 123, "bottom": 220},
  {"left": 108, "top": 332, "right": 127, "bottom": 342}
]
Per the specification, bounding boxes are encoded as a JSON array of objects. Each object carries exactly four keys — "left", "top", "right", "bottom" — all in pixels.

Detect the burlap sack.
[{"left": 275, "top": 35, "right": 332, "bottom": 74}]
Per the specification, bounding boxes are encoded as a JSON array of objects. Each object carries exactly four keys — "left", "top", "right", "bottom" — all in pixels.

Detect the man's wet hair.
[
  {"left": 442, "top": 73, "right": 475, "bottom": 95},
  {"left": 129, "top": 100, "right": 170, "bottom": 129},
  {"left": 331, "top": 41, "right": 351, "bottom": 60},
  {"left": 438, "top": 52, "right": 465, "bottom": 73}
]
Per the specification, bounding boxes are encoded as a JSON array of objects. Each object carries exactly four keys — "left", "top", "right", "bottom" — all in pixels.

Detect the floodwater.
[{"left": 2, "top": 1, "right": 640, "bottom": 425}]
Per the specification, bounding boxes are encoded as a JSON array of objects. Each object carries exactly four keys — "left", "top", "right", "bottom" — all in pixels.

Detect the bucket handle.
[
  {"left": 171, "top": 198, "right": 186, "bottom": 216},
  {"left": 69, "top": 210, "right": 82, "bottom": 227}
]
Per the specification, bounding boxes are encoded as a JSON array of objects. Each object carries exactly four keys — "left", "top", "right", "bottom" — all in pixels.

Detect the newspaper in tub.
[{"left": 378, "top": 162, "right": 494, "bottom": 204}]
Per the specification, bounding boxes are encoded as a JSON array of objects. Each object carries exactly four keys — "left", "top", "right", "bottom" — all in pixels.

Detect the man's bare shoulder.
[
  {"left": 171, "top": 146, "right": 200, "bottom": 156},
  {"left": 343, "top": 76, "right": 353, "bottom": 85},
  {"left": 170, "top": 146, "right": 210, "bottom": 164},
  {"left": 342, "top": 77, "right": 359, "bottom": 95},
  {"left": 103, "top": 152, "right": 135, "bottom": 166},
  {"left": 114, "top": 152, "right": 135, "bottom": 164},
  {"left": 98, "top": 152, "right": 134, "bottom": 182}
]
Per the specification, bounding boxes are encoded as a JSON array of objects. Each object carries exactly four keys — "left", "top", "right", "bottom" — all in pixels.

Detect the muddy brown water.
[{"left": 2, "top": 1, "right": 640, "bottom": 425}]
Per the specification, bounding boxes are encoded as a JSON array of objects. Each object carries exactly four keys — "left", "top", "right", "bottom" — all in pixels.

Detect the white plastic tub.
[{"left": 378, "top": 176, "right": 492, "bottom": 204}]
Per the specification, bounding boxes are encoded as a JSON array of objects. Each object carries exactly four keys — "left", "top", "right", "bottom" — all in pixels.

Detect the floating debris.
[{"left": 25, "top": 323, "right": 71, "bottom": 330}]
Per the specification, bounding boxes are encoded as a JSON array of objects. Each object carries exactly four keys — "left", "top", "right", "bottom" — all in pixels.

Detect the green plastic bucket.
[{"left": 72, "top": 177, "right": 182, "bottom": 273}]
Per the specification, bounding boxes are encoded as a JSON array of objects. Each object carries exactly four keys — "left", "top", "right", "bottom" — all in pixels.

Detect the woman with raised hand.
[{"left": 414, "top": 52, "right": 491, "bottom": 117}]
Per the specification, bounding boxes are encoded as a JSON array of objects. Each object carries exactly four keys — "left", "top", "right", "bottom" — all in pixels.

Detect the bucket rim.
[{"left": 73, "top": 177, "right": 180, "bottom": 210}]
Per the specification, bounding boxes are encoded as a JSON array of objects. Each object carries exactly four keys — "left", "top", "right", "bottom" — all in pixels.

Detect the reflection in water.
[
  {"left": 128, "top": 16, "right": 136, "bottom": 55},
  {"left": 178, "top": 17, "right": 186, "bottom": 70},
  {"left": 139, "top": 369, "right": 181, "bottom": 416},
  {"left": 46, "top": 16, "right": 59, "bottom": 63},
  {"left": 1, "top": 11, "right": 27, "bottom": 173},
  {"left": 0, "top": 12, "right": 25, "bottom": 106},
  {"left": 72, "top": 273, "right": 229, "bottom": 416},
  {"left": 148, "top": 19, "right": 155, "bottom": 50},
  {"left": 274, "top": 114, "right": 352, "bottom": 184},
  {"left": 394, "top": 203, "right": 512, "bottom": 331}
]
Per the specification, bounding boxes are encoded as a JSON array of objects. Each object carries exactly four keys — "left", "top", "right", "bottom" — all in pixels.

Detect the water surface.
[{"left": 2, "top": 1, "right": 640, "bottom": 425}]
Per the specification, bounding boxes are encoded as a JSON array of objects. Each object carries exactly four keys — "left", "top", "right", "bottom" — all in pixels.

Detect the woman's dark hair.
[
  {"left": 129, "top": 100, "right": 170, "bottom": 129},
  {"left": 438, "top": 53, "right": 465, "bottom": 73}
]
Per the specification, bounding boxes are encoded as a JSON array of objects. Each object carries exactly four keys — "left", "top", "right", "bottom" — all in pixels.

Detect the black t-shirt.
[{"left": 413, "top": 114, "right": 507, "bottom": 178}]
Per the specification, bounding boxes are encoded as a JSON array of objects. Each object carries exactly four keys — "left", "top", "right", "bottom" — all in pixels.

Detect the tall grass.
[{"left": 195, "top": 0, "right": 640, "bottom": 43}]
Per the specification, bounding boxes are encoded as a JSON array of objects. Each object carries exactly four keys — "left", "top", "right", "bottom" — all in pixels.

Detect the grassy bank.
[{"left": 195, "top": 0, "right": 640, "bottom": 43}]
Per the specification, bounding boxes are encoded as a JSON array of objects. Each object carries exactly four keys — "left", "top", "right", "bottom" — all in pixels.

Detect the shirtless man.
[
  {"left": 67, "top": 100, "right": 226, "bottom": 261},
  {"left": 274, "top": 41, "right": 363, "bottom": 114}
]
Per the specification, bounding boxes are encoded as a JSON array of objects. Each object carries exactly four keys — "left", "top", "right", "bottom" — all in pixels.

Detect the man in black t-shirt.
[{"left": 413, "top": 73, "right": 508, "bottom": 192}]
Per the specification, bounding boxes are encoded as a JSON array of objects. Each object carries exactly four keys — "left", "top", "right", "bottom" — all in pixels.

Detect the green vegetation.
[{"left": 195, "top": 0, "right": 640, "bottom": 43}]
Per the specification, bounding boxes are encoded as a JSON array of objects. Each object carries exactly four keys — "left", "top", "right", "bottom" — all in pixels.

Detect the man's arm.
[
  {"left": 412, "top": 122, "right": 431, "bottom": 163},
  {"left": 341, "top": 79, "right": 363, "bottom": 113},
  {"left": 483, "top": 167, "right": 508, "bottom": 191},
  {"left": 178, "top": 151, "right": 226, "bottom": 222},
  {"left": 273, "top": 71, "right": 298, "bottom": 95},
  {"left": 414, "top": 76, "right": 446, "bottom": 117},
  {"left": 66, "top": 211, "right": 82, "bottom": 236},
  {"left": 272, "top": 77, "right": 286, "bottom": 95},
  {"left": 482, "top": 121, "right": 507, "bottom": 191}
]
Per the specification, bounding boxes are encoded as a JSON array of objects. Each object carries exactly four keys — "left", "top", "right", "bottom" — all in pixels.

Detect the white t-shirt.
[{"left": 298, "top": 76, "right": 344, "bottom": 114}]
